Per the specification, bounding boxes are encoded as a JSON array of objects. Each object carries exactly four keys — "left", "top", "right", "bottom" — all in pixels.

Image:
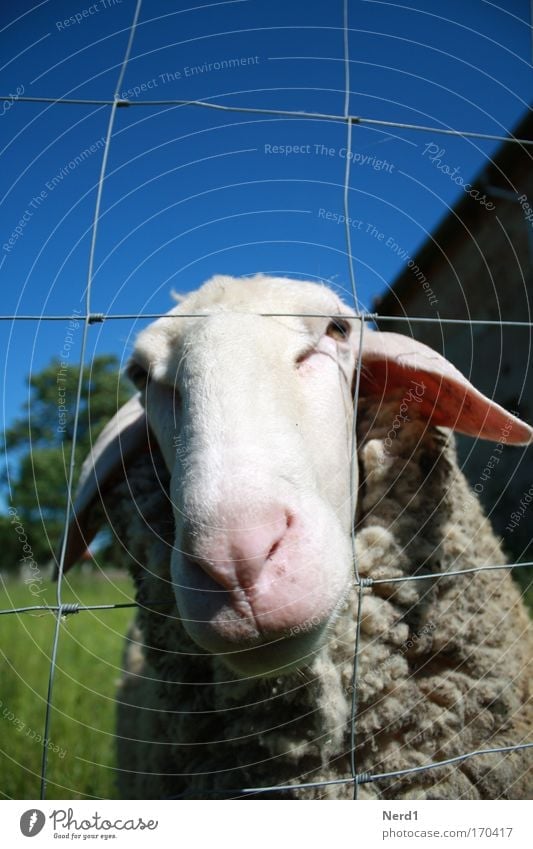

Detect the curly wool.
[{"left": 103, "top": 396, "right": 532, "bottom": 799}]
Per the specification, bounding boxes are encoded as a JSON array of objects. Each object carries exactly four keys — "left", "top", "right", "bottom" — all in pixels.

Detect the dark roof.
[{"left": 376, "top": 108, "right": 533, "bottom": 315}]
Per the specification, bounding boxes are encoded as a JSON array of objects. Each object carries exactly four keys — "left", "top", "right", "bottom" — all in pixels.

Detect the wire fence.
[
  {"left": 4, "top": 95, "right": 533, "bottom": 147},
  {"left": 0, "top": 0, "right": 532, "bottom": 801}
]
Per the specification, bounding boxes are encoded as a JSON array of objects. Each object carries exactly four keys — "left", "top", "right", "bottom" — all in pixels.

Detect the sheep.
[{"left": 62, "top": 274, "right": 533, "bottom": 799}]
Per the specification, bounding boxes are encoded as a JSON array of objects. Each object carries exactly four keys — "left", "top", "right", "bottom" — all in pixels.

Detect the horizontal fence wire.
[
  {"left": 238, "top": 742, "right": 533, "bottom": 796},
  {"left": 0, "top": 560, "right": 533, "bottom": 616},
  {"left": 1, "top": 559, "right": 532, "bottom": 618},
  {"left": 159, "top": 739, "right": 533, "bottom": 797},
  {"left": 2, "top": 93, "right": 533, "bottom": 147},
  {"left": 2, "top": 312, "right": 533, "bottom": 328},
  {"left": 1, "top": 0, "right": 531, "bottom": 802}
]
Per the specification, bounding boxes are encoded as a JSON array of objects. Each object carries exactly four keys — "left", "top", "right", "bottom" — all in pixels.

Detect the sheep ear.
[
  {"left": 358, "top": 330, "right": 533, "bottom": 445},
  {"left": 58, "top": 394, "right": 149, "bottom": 574}
]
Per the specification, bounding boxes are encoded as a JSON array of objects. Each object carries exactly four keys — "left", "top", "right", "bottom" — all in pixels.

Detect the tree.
[{"left": 1, "top": 355, "right": 132, "bottom": 571}]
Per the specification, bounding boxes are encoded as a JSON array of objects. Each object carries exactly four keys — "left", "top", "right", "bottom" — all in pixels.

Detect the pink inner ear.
[{"left": 358, "top": 331, "right": 533, "bottom": 445}]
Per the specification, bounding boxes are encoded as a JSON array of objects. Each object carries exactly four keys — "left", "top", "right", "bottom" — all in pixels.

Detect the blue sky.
[{"left": 1, "top": 0, "right": 532, "bottom": 435}]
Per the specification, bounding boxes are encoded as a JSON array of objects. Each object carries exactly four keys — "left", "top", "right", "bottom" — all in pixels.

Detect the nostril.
[
  {"left": 267, "top": 539, "right": 281, "bottom": 561},
  {"left": 180, "top": 507, "right": 295, "bottom": 588},
  {"left": 266, "top": 511, "right": 293, "bottom": 561}
]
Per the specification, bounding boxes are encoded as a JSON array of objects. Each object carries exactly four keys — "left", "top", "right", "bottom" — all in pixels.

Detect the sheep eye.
[
  {"left": 127, "top": 360, "right": 149, "bottom": 390},
  {"left": 326, "top": 318, "right": 351, "bottom": 341}
]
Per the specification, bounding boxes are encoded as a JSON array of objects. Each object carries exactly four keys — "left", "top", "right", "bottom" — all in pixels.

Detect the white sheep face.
[
  {"left": 131, "top": 275, "right": 359, "bottom": 676},
  {"left": 65, "top": 274, "right": 533, "bottom": 679}
]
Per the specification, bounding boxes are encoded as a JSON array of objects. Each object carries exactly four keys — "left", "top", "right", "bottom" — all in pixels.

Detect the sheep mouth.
[
  {"left": 174, "top": 555, "right": 337, "bottom": 676},
  {"left": 217, "top": 628, "right": 329, "bottom": 678},
  {"left": 186, "top": 611, "right": 329, "bottom": 678}
]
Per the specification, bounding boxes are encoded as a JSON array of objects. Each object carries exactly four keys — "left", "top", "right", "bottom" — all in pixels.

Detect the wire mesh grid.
[{"left": 0, "top": 0, "right": 532, "bottom": 801}]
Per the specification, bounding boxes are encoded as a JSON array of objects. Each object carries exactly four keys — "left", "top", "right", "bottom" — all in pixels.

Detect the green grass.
[
  {"left": 2, "top": 568, "right": 529, "bottom": 801},
  {"left": 0, "top": 571, "right": 134, "bottom": 799}
]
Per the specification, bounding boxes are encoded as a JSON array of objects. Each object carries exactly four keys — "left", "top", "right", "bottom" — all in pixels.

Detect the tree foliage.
[{"left": 1, "top": 355, "right": 132, "bottom": 571}]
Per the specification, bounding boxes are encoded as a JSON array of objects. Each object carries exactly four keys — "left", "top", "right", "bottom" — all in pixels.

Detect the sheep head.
[
  {"left": 128, "top": 275, "right": 358, "bottom": 675},
  {"left": 62, "top": 274, "right": 533, "bottom": 677}
]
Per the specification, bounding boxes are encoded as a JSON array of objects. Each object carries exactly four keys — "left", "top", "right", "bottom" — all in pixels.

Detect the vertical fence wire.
[
  {"left": 341, "top": 0, "right": 364, "bottom": 800},
  {"left": 39, "top": 0, "right": 144, "bottom": 800}
]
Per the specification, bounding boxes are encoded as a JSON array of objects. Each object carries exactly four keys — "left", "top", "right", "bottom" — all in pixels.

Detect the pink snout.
[
  {"left": 183, "top": 508, "right": 292, "bottom": 592},
  {"left": 175, "top": 501, "right": 352, "bottom": 673}
]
